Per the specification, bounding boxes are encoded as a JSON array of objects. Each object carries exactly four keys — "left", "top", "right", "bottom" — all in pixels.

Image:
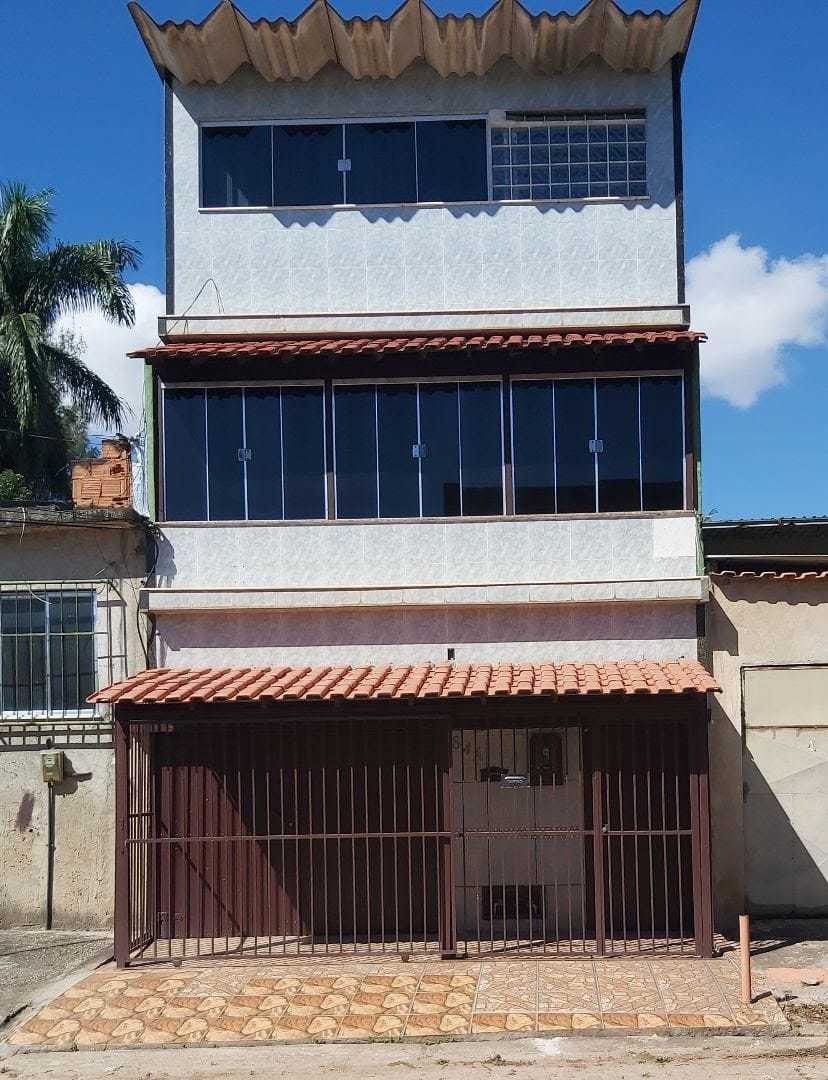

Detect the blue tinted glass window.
[
  {"left": 596, "top": 379, "right": 641, "bottom": 512},
  {"left": 281, "top": 387, "right": 326, "bottom": 520},
  {"left": 641, "top": 376, "right": 684, "bottom": 510},
  {"left": 206, "top": 390, "right": 245, "bottom": 521},
  {"left": 377, "top": 385, "right": 419, "bottom": 518},
  {"left": 512, "top": 381, "right": 555, "bottom": 514},
  {"left": 460, "top": 383, "right": 503, "bottom": 516},
  {"left": 334, "top": 385, "right": 378, "bottom": 518},
  {"left": 274, "top": 124, "right": 342, "bottom": 206},
  {"left": 163, "top": 389, "right": 207, "bottom": 521},
  {"left": 419, "top": 383, "right": 460, "bottom": 517},
  {"left": 245, "top": 389, "right": 283, "bottom": 521},
  {"left": 345, "top": 123, "right": 416, "bottom": 205},
  {"left": 555, "top": 380, "right": 595, "bottom": 513},
  {"left": 201, "top": 126, "right": 271, "bottom": 207},
  {"left": 416, "top": 120, "right": 487, "bottom": 202}
]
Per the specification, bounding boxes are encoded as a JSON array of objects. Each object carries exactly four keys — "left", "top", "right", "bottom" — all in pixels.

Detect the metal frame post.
[{"left": 114, "top": 709, "right": 131, "bottom": 967}]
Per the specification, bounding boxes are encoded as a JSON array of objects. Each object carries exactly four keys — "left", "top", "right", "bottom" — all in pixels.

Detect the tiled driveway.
[{"left": 5, "top": 956, "right": 786, "bottom": 1049}]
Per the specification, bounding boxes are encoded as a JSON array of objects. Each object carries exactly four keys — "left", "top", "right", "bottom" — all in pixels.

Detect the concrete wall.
[
  {"left": 707, "top": 576, "right": 828, "bottom": 927},
  {"left": 0, "top": 749, "right": 114, "bottom": 930},
  {"left": 171, "top": 59, "right": 678, "bottom": 322},
  {"left": 155, "top": 600, "right": 699, "bottom": 668},
  {"left": 0, "top": 523, "right": 147, "bottom": 930}
]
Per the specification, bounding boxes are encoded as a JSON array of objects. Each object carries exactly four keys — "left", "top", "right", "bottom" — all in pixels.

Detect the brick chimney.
[{"left": 71, "top": 438, "right": 132, "bottom": 509}]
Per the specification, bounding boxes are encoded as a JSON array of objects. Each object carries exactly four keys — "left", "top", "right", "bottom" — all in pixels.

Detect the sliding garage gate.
[{"left": 114, "top": 701, "right": 712, "bottom": 965}]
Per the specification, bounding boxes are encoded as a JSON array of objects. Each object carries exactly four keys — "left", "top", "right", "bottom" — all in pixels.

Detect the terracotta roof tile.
[
  {"left": 89, "top": 660, "right": 718, "bottom": 706},
  {"left": 712, "top": 569, "right": 828, "bottom": 581},
  {"left": 131, "top": 329, "right": 705, "bottom": 362}
]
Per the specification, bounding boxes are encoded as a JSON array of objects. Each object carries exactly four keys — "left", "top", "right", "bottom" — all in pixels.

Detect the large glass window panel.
[
  {"left": 419, "top": 383, "right": 461, "bottom": 517},
  {"left": 281, "top": 387, "right": 326, "bottom": 520},
  {"left": 273, "top": 124, "right": 342, "bottom": 206},
  {"left": 346, "top": 122, "right": 416, "bottom": 205},
  {"left": 334, "top": 385, "right": 378, "bottom": 518},
  {"left": 555, "top": 380, "right": 596, "bottom": 513},
  {"left": 201, "top": 126, "right": 272, "bottom": 208},
  {"left": 377, "top": 384, "right": 419, "bottom": 518},
  {"left": 206, "top": 390, "right": 245, "bottom": 521},
  {"left": 596, "top": 378, "right": 641, "bottom": 512},
  {"left": 163, "top": 389, "right": 207, "bottom": 521},
  {"left": 641, "top": 376, "right": 685, "bottom": 510},
  {"left": 415, "top": 120, "right": 487, "bottom": 202},
  {"left": 245, "top": 389, "right": 283, "bottom": 520},
  {"left": 460, "top": 382, "right": 503, "bottom": 516},
  {"left": 512, "top": 381, "right": 555, "bottom": 514}
]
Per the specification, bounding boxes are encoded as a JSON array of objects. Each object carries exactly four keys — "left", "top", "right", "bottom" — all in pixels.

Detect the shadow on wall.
[{"left": 157, "top": 603, "right": 691, "bottom": 651}]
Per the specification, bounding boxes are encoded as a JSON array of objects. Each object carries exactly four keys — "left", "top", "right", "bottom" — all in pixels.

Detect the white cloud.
[
  {"left": 54, "top": 283, "right": 165, "bottom": 435},
  {"left": 687, "top": 235, "right": 828, "bottom": 408}
]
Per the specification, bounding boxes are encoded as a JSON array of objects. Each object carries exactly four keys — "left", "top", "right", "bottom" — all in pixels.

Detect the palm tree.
[{"left": 0, "top": 182, "right": 140, "bottom": 492}]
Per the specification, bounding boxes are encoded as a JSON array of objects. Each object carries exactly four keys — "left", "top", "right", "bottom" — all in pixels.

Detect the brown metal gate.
[{"left": 114, "top": 701, "right": 712, "bottom": 965}]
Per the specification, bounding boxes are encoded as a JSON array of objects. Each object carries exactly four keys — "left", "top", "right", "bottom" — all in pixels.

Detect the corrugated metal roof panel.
[{"left": 128, "top": 0, "right": 700, "bottom": 85}]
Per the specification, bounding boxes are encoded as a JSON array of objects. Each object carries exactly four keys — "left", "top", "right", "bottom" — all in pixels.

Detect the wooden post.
[{"left": 739, "top": 914, "right": 752, "bottom": 1005}]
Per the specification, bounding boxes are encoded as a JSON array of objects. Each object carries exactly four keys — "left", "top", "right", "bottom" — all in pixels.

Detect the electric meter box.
[{"left": 41, "top": 751, "right": 65, "bottom": 784}]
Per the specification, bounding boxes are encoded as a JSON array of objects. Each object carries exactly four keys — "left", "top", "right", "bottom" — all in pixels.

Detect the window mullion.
[
  {"left": 456, "top": 383, "right": 463, "bottom": 517},
  {"left": 637, "top": 378, "right": 644, "bottom": 511},
  {"left": 241, "top": 388, "right": 249, "bottom": 521},
  {"left": 552, "top": 380, "right": 558, "bottom": 514},
  {"left": 415, "top": 384, "right": 423, "bottom": 518},
  {"left": 593, "top": 378, "right": 599, "bottom": 513},
  {"left": 374, "top": 386, "right": 380, "bottom": 518},
  {"left": 203, "top": 389, "right": 210, "bottom": 521},
  {"left": 44, "top": 592, "right": 52, "bottom": 718}
]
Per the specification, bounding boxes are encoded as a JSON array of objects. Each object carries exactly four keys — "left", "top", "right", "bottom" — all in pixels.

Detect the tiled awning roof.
[
  {"left": 132, "top": 329, "right": 705, "bottom": 362},
  {"left": 712, "top": 569, "right": 828, "bottom": 581},
  {"left": 129, "top": 0, "right": 700, "bottom": 86},
  {"left": 90, "top": 660, "right": 718, "bottom": 706}
]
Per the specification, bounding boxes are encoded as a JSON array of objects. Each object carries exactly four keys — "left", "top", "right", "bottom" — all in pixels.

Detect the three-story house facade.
[{"left": 100, "top": 0, "right": 718, "bottom": 966}]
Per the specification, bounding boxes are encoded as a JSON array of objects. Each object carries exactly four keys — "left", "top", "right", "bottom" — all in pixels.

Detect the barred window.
[
  {"left": 0, "top": 590, "right": 95, "bottom": 716},
  {"left": 491, "top": 112, "right": 646, "bottom": 202}
]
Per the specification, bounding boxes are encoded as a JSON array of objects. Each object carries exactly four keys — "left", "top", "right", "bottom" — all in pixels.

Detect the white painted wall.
[
  {"left": 153, "top": 600, "right": 699, "bottom": 668},
  {"left": 171, "top": 59, "right": 678, "bottom": 322}
]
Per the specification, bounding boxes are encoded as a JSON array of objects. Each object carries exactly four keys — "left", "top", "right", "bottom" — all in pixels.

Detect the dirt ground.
[{"left": 1, "top": 1033, "right": 827, "bottom": 1079}]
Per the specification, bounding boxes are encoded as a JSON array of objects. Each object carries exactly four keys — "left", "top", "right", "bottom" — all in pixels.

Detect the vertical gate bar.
[
  {"left": 114, "top": 712, "right": 129, "bottom": 966},
  {"left": 419, "top": 720, "right": 427, "bottom": 954},
  {"left": 291, "top": 722, "right": 300, "bottom": 953},
  {"left": 578, "top": 726, "right": 587, "bottom": 955},
  {"left": 501, "top": 728, "right": 506, "bottom": 955},
  {"left": 278, "top": 721, "right": 286, "bottom": 955},
  {"left": 487, "top": 729, "right": 494, "bottom": 956},
  {"left": 646, "top": 720, "right": 655, "bottom": 953},
  {"left": 603, "top": 724, "right": 614, "bottom": 954},
  {"left": 265, "top": 737, "right": 273, "bottom": 957},
  {"left": 322, "top": 724, "right": 329, "bottom": 954},
  {"left": 438, "top": 720, "right": 456, "bottom": 958},
  {"left": 378, "top": 720, "right": 385, "bottom": 951},
  {"left": 675, "top": 720, "right": 686, "bottom": 951},
  {"left": 632, "top": 731, "right": 642, "bottom": 952},
  {"left": 406, "top": 720, "right": 413, "bottom": 952},
  {"left": 392, "top": 739, "right": 400, "bottom": 954},
  {"left": 349, "top": 719, "right": 357, "bottom": 953},
  {"left": 307, "top": 724, "right": 315, "bottom": 954},
  {"left": 618, "top": 723, "right": 628, "bottom": 953},
  {"left": 364, "top": 725, "right": 371, "bottom": 953},
  {"left": 660, "top": 724, "right": 670, "bottom": 953},
  {"left": 591, "top": 723, "right": 605, "bottom": 956},
  {"left": 250, "top": 723, "right": 258, "bottom": 957},
  {"left": 336, "top": 719, "right": 343, "bottom": 953}
]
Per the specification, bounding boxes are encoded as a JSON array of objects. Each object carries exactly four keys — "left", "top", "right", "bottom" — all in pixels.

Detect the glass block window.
[{"left": 491, "top": 112, "right": 647, "bottom": 201}]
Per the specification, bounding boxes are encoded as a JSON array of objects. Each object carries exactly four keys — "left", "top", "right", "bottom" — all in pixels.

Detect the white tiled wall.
[
  {"left": 155, "top": 514, "right": 699, "bottom": 591},
  {"left": 171, "top": 59, "right": 678, "bottom": 320}
]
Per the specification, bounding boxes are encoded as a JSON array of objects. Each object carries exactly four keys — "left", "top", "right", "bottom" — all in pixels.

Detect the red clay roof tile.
[
  {"left": 131, "top": 329, "right": 705, "bottom": 362},
  {"left": 89, "top": 660, "right": 718, "bottom": 706}
]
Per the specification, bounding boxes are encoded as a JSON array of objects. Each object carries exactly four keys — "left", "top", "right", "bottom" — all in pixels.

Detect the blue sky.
[{"left": 2, "top": 0, "right": 827, "bottom": 520}]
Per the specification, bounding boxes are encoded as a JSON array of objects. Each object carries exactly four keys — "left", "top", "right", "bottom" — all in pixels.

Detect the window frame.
[
  {"left": 198, "top": 108, "right": 647, "bottom": 212},
  {"left": 0, "top": 588, "right": 97, "bottom": 720},
  {"left": 509, "top": 371, "right": 686, "bottom": 517},
  {"left": 159, "top": 380, "right": 329, "bottom": 524},
  {"left": 331, "top": 376, "right": 506, "bottom": 522}
]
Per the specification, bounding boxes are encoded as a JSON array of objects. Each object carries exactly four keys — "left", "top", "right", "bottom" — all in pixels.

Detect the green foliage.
[
  {"left": 0, "top": 468, "right": 32, "bottom": 502},
  {"left": 0, "top": 183, "right": 140, "bottom": 496}
]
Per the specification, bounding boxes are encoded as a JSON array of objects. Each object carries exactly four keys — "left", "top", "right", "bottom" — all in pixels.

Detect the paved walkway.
[{"left": 4, "top": 953, "right": 786, "bottom": 1049}]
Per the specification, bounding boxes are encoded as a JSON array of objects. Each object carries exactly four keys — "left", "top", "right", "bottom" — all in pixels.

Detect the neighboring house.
[
  {"left": 704, "top": 518, "right": 828, "bottom": 924},
  {"left": 0, "top": 440, "right": 150, "bottom": 929},
  {"left": 102, "top": 0, "right": 718, "bottom": 966}
]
